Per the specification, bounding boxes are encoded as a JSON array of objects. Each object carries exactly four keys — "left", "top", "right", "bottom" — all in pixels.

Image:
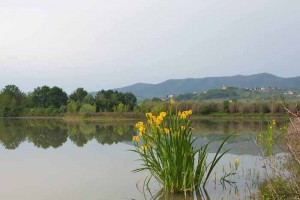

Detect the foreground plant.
[
  {"left": 132, "top": 108, "right": 230, "bottom": 194},
  {"left": 255, "top": 105, "right": 300, "bottom": 199}
]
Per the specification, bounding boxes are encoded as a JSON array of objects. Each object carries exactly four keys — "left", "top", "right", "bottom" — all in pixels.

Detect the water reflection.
[
  {"left": 0, "top": 120, "right": 27, "bottom": 149},
  {"left": 0, "top": 119, "right": 135, "bottom": 149},
  {"left": 0, "top": 118, "right": 288, "bottom": 152},
  {"left": 0, "top": 118, "right": 289, "bottom": 200}
]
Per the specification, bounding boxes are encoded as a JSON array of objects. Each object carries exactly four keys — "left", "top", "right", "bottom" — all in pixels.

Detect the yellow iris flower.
[
  {"left": 132, "top": 136, "right": 140, "bottom": 142},
  {"left": 141, "top": 145, "right": 148, "bottom": 151},
  {"left": 164, "top": 128, "right": 170, "bottom": 134}
]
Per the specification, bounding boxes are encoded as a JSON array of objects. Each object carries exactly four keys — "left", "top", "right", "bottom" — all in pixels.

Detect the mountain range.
[{"left": 113, "top": 73, "right": 300, "bottom": 99}]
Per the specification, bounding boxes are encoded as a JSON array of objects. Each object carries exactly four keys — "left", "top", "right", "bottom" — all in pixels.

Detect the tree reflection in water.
[
  {"left": 0, "top": 118, "right": 288, "bottom": 151},
  {"left": 0, "top": 120, "right": 27, "bottom": 149},
  {"left": 0, "top": 118, "right": 290, "bottom": 200},
  {"left": 0, "top": 119, "right": 136, "bottom": 149}
]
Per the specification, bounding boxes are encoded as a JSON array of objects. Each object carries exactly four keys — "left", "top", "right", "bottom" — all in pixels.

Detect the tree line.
[
  {"left": 1, "top": 84, "right": 299, "bottom": 117},
  {"left": 0, "top": 85, "right": 137, "bottom": 117}
]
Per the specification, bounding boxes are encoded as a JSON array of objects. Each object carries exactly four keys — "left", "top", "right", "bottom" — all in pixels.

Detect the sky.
[{"left": 0, "top": 0, "right": 299, "bottom": 93}]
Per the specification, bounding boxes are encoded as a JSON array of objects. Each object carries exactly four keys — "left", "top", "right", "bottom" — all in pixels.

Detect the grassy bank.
[
  {"left": 3, "top": 112, "right": 290, "bottom": 123},
  {"left": 194, "top": 112, "right": 289, "bottom": 119},
  {"left": 62, "top": 112, "right": 144, "bottom": 123},
  {"left": 64, "top": 112, "right": 289, "bottom": 122}
]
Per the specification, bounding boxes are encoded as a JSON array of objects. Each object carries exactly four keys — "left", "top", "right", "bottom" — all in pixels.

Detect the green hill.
[
  {"left": 177, "top": 87, "right": 300, "bottom": 101},
  {"left": 114, "top": 73, "right": 300, "bottom": 99}
]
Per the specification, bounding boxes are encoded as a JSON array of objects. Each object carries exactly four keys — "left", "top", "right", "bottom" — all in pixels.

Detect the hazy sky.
[{"left": 0, "top": 0, "right": 299, "bottom": 93}]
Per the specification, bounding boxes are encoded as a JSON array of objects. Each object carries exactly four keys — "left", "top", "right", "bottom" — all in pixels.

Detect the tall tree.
[
  {"left": 0, "top": 85, "right": 25, "bottom": 106},
  {"left": 83, "top": 94, "right": 95, "bottom": 105},
  {"left": 48, "top": 86, "right": 68, "bottom": 108},
  {"left": 30, "top": 86, "right": 51, "bottom": 108},
  {"left": 30, "top": 86, "right": 68, "bottom": 108},
  {"left": 0, "top": 85, "right": 26, "bottom": 116},
  {"left": 95, "top": 90, "right": 137, "bottom": 112},
  {"left": 120, "top": 92, "right": 137, "bottom": 111},
  {"left": 69, "top": 88, "right": 88, "bottom": 104},
  {"left": 95, "top": 90, "right": 116, "bottom": 112}
]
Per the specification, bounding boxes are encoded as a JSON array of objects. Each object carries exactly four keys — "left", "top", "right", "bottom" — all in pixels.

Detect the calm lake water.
[{"left": 0, "top": 118, "right": 289, "bottom": 200}]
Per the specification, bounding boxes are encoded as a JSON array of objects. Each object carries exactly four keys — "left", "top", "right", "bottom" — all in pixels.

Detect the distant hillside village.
[
  {"left": 115, "top": 73, "right": 300, "bottom": 99},
  {"left": 160, "top": 85, "right": 300, "bottom": 101}
]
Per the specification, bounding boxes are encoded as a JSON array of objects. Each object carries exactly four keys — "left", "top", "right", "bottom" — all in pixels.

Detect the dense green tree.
[
  {"left": 83, "top": 94, "right": 95, "bottom": 105},
  {"left": 0, "top": 85, "right": 26, "bottom": 116},
  {"left": 120, "top": 92, "right": 137, "bottom": 110},
  {"left": 30, "top": 86, "right": 51, "bottom": 108},
  {"left": 48, "top": 86, "right": 68, "bottom": 108},
  {"left": 30, "top": 86, "right": 68, "bottom": 108},
  {"left": 95, "top": 90, "right": 116, "bottom": 112},
  {"left": 1, "top": 85, "right": 25, "bottom": 105},
  {"left": 69, "top": 88, "right": 88, "bottom": 104},
  {"left": 95, "top": 90, "right": 137, "bottom": 112}
]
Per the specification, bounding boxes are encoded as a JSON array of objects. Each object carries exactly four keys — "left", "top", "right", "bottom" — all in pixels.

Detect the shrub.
[
  {"left": 79, "top": 104, "right": 96, "bottom": 117},
  {"left": 45, "top": 106, "right": 56, "bottom": 116},
  {"left": 256, "top": 114, "right": 300, "bottom": 199},
  {"left": 199, "top": 104, "right": 211, "bottom": 114},
  {"left": 67, "top": 101, "right": 78, "bottom": 113},
  {"left": 133, "top": 105, "right": 141, "bottom": 113},
  {"left": 151, "top": 104, "right": 165, "bottom": 115},
  {"left": 259, "top": 177, "right": 300, "bottom": 200},
  {"left": 223, "top": 101, "right": 229, "bottom": 113},
  {"left": 113, "top": 103, "right": 129, "bottom": 113}
]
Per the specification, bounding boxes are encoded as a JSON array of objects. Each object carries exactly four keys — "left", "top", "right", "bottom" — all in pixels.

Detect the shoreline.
[{"left": 1, "top": 112, "right": 290, "bottom": 123}]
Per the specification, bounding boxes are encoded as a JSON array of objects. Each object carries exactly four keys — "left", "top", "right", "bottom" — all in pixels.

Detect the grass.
[
  {"left": 256, "top": 119, "right": 287, "bottom": 155},
  {"left": 195, "top": 112, "right": 289, "bottom": 119},
  {"left": 63, "top": 112, "right": 143, "bottom": 123},
  {"left": 255, "top": 117, "right": 300, "bottom": 199},
  {"left": 63, "top": 115, "right": 140, "bottom": 123},
  {"left": 258, "top": 176, "right": 300, "bottom": 200},
  {"left": 258, "top": 120, "right": 277, "bottom": 143},
  {"left": 61, "top": 112, "right": 289, "bottom": 123},
  {"left": 131, "top": 108, "right": 232, "bottom": 194},
  {"left": 11, "top": 111, "right": 290, "bottom": 124}
]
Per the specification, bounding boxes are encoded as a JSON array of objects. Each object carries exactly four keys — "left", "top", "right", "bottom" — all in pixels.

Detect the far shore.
[{"left": 0, "top": 112, "right": 290, "bottom": 123}]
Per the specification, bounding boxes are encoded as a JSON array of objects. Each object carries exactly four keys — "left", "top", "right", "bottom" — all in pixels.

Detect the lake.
[{"left": 0, "top": 118, "right": 288, "bottom": 200}]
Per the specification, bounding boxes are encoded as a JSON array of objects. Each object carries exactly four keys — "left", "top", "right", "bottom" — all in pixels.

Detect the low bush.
[{"left": 79, "top": 104, "right": 96, "bottom": 117}]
